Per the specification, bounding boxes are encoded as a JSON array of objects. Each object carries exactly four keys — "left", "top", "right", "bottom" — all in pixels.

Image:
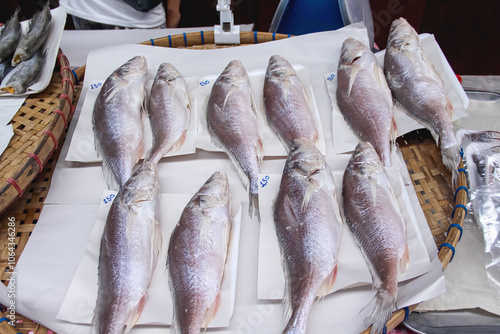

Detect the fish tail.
[
  {"left": 441, "top": 144, "right": 461, "bottom": 187},
  {"left": 363, "top": 290, "right": 396, "bottom": 334},
  {"left": 249, "top": 190, "right": 261, "bottom": 222}
]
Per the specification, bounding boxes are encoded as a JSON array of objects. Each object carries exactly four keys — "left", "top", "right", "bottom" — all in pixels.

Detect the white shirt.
[{"left": 60, "top": 0, "right": 166, "bottom": 28}]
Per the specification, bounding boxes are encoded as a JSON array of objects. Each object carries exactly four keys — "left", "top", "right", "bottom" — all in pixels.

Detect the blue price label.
[
  {"left": 260, "top": 175, "right": 270, "bottom": 187},
  {"left": 326, "top": 74, "right": 335, "bottom": 81},
  {"left": 199, "top": 80, "right": 210, "bottom": 87},
  {"left": 103, "top": 194, "right": 116, "bottom": 204},
  {"left": 90, "top": 82, "right": 102, "bottom": 89}
]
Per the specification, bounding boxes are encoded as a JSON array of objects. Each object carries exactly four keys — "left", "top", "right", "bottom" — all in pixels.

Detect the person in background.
[{"left": 59, "top": 0, "right": 181, "bottom": 29}]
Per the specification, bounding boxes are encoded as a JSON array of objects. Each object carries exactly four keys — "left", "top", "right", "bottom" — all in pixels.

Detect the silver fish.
[
  {"left": 0, "top": 57, "right": 14, "bottom": 83},
  {"left": 342, "top": 141, "right": 409, "bottom": 334},
  {"left": 207, "top": 59, "right": 263, "bottom": 221},
  {"left": 274, "top": 139, "right": 342, "bottom": 334},
  {"left": 167, "top": 171, "right": 232, "bottom": 333},
  {"left": 0, "top": 8, "right": 21, "bottom": 63},
  {"left": 12, "top": 2, "right": 51, "bottom": 67},
  {"left": 384, "top": 18, "right": 460, "bottom": 180},
  {"left": 91, "top": 161, "right": 161, "bottom": 334},
  {"left": 146, "top": 62, "right": 191, "bottom": 164},
  {"left": 93, "top": 55, "right": 147, "bottom": 190},
  {"left": 0, "top": 47, "right": 45, "bottom": 94},
  {"left": 263, "top": 55, "right": 318, "bottom": 150},
  {"left": 337, "top": 37, "right": 396, "bottom": 167}
]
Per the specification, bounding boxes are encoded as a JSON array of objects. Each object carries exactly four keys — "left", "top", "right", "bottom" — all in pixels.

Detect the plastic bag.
[{"left": 462, "top": 130, "right": 500, "bottom": 290}]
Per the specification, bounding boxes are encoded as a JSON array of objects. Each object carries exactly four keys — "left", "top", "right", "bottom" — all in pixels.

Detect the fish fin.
[
  {"left": 373, "top": 62, "right": 389, "bottom": 91},
  {"left": 152, "top": 216, "right": 162, "bottom": 269},
  {"left": 123, "top": 294, "right": 147, "bottom": 334},
  {"left": 249, "top": 191, "right": 261, "bottom": 222},
  {"left": 250, "top": 86, "right": 259, "bottom": 118},
  {"left": 171, "top": 130, "right": 187, "bottom": 154},
  {"left": 445, "top": 98, "right": 453, "bottom": 118},
  {"left": 256, "top": 137, "right": 264, "bottom": 162},
  {"left": 105, "top": 75, "right": 129, "bottom": 104},
  {"left": 301, "top": 178, "right": 319, "bottom": 212},
  {"left": 318, "top": 263, "right": 338, "bottom": 299},
  {"left": 99, "top": 156, "right": 121, "bottom": 190},
  {"left": 348, "top": 64, "right": 361, "bottom": 97},
  {"left": 203, "top": 291, "right": 222, "bottom": 329},
  {"left": 399, "top": 244, "right": 410, "bottom": 275},
  {"left": 222, "top": 85, "right": 238, "bottom": 111},
  {"left": 441, "top": 144, "right": 461, "bottom": 188},
  {"left": 390, "top": 117, "right": 398, "bottom": 144},
  {"left": 361, "top": 290, "right": 396, "bottom": 334}
]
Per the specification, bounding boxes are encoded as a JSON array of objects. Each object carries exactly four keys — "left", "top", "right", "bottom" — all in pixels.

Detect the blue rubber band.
[
  {"left": 452, "top": 204, "right": 468, "bottom": 219},
  {"left": 439, "top": 242, "right": 456, "bottom": 262},
  {"left": 454, "top": 186, "right": 469, "bottom": 202},
  {"left": 458, "top": 168, "right": 468, "bottom": 177},
  {"left": 287, "top": 34, "right": 291, "bottom": 38},
  {"left": 0, "top": 317, "right": 11, "bottom": 323},
  {"left": 183, "top": 32, "right": 187, "bottom": 46},
  {"left": 382, "top": 326, "right": 387, "bottom": 334},
  {"left": 71, "top": 69, "right": 79, "bottom": 85},
  {"left": 403, "top": 306, "right": 410, "bottom": 320},
  {"left": 150, "top": 38, "right": 155, "bottom": 46},
  {"left": 200, "top": 31, "right": 205, "bottom": 44},
  {"left": 447, "top": 223, "right": 464, "bottom": 242},
  {"left": 254, "top": 31, "right": 258, "bottom": 44},
  {"left": 459, "top": 147, "right": 464, "bottom": 158},
  {"left": 272, "top": 32, "right": 276, "bottom": 40},
  {"left": 168, "top": 35, "right": 172, "bottom": 47}
]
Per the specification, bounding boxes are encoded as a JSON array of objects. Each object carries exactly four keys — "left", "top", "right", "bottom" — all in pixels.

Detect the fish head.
[
  {"left": 387, "top": 18, "right": 419, "bottom": 51},
  {"left": 155, "top": 62, "right": 182, "bottom": 83},
  {"left": 217, "top": 59, "right": 248, "bottom": 86},
  {"left": 349, "top": 141, "right": 384, "bottom": 175},
  {"left": 286, "top": 139, "right": 326, "bottom": 177},
  {"left": 115, "top": 55, "right": 148, "bottom": 80},
  {"left": 339, "top": 38, "right": 368, "bottom": 66},
  {"left": 194, "top": 171, "right": 230, "bottom": 209},
  {"left": 121, "top": 162, "right": 159, "bottom": 205},
  {"left": 265, "top": 54, "right": 295, "bottom": 80}
]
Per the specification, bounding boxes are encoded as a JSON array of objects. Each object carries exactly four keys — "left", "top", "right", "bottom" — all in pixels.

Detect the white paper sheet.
[
  {"left": 5, "top": 23, "right": 449, "bottom": 334},
  {"left": 325, "top": 33, "right": 469, "bottom": 155},
  {"left": 195, "top": 65, "right": 327, "bottom": 157},
  {"left": 257, "top": 162, "right": 433, "bottom": 299},
  {"left": 57, "top": 190, "right": 242, "bottom": 327},
  {"left": 0, "top": 6, "right": 67, "bottom": 96}
]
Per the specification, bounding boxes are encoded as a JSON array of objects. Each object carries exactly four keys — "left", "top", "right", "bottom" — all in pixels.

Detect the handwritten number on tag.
[
  {"left": 91, "top": 82, "right": 102, "bottom": 89},
  {"left": 260, "top": 175, "right": 270, "bottom": 187},
  {"left": 199, "top": 80, "right": 210, "bottom": 87},
  {"left": 103, "top": 194, "right": 116, "bottom": 204},
  {"left": 326, "top": 74, "right": 335, "bottom": 81}
]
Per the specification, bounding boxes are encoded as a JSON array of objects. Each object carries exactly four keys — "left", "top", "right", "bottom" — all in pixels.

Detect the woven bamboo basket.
[{"left": 0, "top": 31, "right": 467, "bottom": 334}]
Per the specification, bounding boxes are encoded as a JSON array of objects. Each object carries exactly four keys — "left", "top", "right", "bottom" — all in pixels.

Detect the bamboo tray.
[{"left": 0, "top": 31, "right": 467, "bottom": 334}]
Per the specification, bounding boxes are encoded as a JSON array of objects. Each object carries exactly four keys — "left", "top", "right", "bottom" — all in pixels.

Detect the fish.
[
  {"left": 263, "top": 55, "right": 318, "bottom": 150},
  {"left": 92, "top": 55, "right": 148, "bottom": 190},
  {"left": 207, "top": 59, "right": 263, "bottom": 221},
  {"left": 167, "top": 171, "right": 232, "bottom": 333},
  {"left": 0, "top": 57, "right": 14, "bottom": 83},
  {"left": 0, "top": 47, "right": 45, "bottom": 94},
  {"left": 91, "top": 161, "right": 161, "bottom": 334},
  {"left": 0, "top": 8, "right": 21, "bottom": 63},
  {"left": 274, "top": 138, "right": 342, "bottom": 334},
  {"left": 146, "top": 62, "right": 191, "bottom": 164},
  {"left": 12, "top": 2, "right": 51, "bottom": 67},
  {"left": 384, "top": 17, "right": 460, "bottom": 181},
  {"left": 342, "top": 141, "right": 409, "bottom": 334},
  {"left": 336, "top": 37, "right": 396, "bottom": 167}
]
